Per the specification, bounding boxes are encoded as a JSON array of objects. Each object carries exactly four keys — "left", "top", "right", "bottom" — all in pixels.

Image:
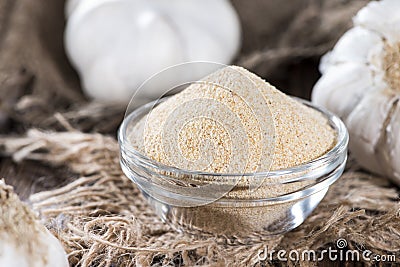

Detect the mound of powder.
[
  {"left": 129, "top": 66, "right": 335, "bottom": 173},
  {"left": 127, "top": 66, "right": 337, "bottom": 238}
]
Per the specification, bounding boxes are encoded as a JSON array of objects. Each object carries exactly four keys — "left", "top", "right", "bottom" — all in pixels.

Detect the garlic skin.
[
  {"left": 65, "top": 0, "right": 241, "bottom": 103},
  {"left": 312, "top": 0, "right": 400, "bottom": 185},
  {"left": 0, "top": 180, "right": 68, "bottom": 267}
]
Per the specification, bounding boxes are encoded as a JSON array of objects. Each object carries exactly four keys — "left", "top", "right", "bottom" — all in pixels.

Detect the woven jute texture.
[{"left": 1, "top": 129, "right": 399, "bottom": 266}]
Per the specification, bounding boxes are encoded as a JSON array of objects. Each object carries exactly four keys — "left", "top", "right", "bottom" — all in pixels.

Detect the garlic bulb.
[
  {"left": 0, "top": 180, "right": 68, "bottom": 267},
  {"left": 312, "top": 0, "right": 400, "bottom": 185},
  {"left": 65, "top": 0, "right": 241, "bottom": 103}
]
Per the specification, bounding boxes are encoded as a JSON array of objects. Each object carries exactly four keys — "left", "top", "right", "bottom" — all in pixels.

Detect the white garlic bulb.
[
  {"left": 65, "top": 0, "right": 241, "bottom": 103},
  {"left": 0, "top": 180, "right": 68, "bottom": 267},
  {"left": 312, "top": 0, "right": 400, "bottom": 185}
]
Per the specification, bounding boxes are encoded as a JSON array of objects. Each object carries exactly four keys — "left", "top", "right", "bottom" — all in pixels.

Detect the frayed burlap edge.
[{"left": 1, "top": 129, "right": 399, "bottom": 266}]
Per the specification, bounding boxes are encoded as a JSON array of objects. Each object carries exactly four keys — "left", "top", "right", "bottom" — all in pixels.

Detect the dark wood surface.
[{"left": 0, "top": 158, "right": 76, "bottom": 200}]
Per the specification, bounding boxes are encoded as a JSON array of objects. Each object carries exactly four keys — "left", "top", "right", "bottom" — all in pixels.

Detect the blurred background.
[{"left": 0, "top": 0, "right": 368, "bottom": 197}]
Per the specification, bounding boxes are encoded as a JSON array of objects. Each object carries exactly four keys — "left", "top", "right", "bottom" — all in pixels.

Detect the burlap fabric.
[
  {"left": 1, "top": 129, "right": 399, "bottom": 266},
  {"left": 1, "top": 0, "right": 399, "bottom": 266}
]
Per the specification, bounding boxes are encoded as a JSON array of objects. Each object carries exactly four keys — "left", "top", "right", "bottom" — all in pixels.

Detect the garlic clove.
[
  {"left": 66, "top": 0, "right": 185, "bottom": 102},
  {"left": 345, "top": 89, "right": 399, "bottom": 175},
  {"left": 157, "top": 0, "right": 241, "bottom": 63},
  {"left": 313, "top": 0, "right": 400, "bottom": 184},
  {"left": 322, "top": 26, "right": 383, "bottom": 69},
  {"left": 319, "top": 51, "right": 332, "bottom": 74},
  {"left": 0, "top": 180, "right": 69, "bottom": 267},
  {"left": 383, "top": 100, "right": 400, "bottom": 185},
  {"left": 312, "top": 62, "right": 383, "bottom": 119},
  {"left": 65, "top": 0, "right": 241, "bottom": 103},
  {"left": 354, "top": 0, "right": 400, "bottom": 44}
]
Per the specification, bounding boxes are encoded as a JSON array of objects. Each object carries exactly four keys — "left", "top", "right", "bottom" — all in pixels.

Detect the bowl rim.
[{"left": 118, "top": 96, "right": 349, "bottom": 179}]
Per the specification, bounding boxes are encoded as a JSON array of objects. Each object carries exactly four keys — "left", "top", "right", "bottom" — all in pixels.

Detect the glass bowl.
[{"left": 118, "top": 97, "right": 348, "bottom": 243}]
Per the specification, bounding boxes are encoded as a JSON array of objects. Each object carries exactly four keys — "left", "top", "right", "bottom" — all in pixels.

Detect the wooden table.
[{"left": 0, "top": 158, "right": 76, "bottom": 200}]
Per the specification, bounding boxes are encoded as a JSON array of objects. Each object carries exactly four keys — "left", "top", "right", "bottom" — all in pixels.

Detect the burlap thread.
[{"left": 1, "top": 129, "right": 399, "bottom": 266}]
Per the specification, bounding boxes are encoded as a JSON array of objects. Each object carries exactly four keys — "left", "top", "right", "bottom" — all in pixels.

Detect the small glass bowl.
[{"left": 118, "top": 98, "right": 348, "bottom": 243}]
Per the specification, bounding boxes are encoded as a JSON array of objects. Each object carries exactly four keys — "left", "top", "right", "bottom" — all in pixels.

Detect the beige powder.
[
  {"left": 128, "top": 66, "right": 336, "bottom": 239},
  {"left": 129, "top": 66, "right": 335, "bottom": 173}
]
